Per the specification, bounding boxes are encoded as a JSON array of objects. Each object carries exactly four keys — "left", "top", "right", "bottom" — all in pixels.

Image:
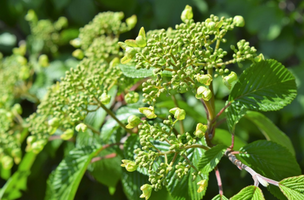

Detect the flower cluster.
[
  {"left": 120, "top": 7, "right": 257, "bottom": 105},
  {"left": 26, "top": 12, "right": 137, "bottom": 153},
  {"left": 25, "top": 10, "right": 68, "bottom": 54}
]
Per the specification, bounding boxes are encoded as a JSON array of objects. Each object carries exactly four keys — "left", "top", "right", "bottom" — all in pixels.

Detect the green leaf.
[
  {"left": 121, "top": 169, "right": 149, "bottom": 200},
  {"left": 167, "top": 148, "right": 208, "bottom": 200},
  {"left": 211, "top": 194, "right": 228, "bottom": 200},
  {"left": 226, "top": 59, "right": 297, "bottom": 130},
  {"left": 245, "top": 111, "right": 295, "bottom": 156},
  {"left": 230, "top": 185, "right": 265, "bottom": 200},
  {"left": 118, "top": 64, "right": 153, "bottom": 78},
  {"left": 45, "top": 145, "right": 103, "bottom": 200},
  {"left": 0, "top": 152, "right": 36, "bottom": 200},
  {"left": 238, "top": 140, "right": 301, "bottom": 199},
  {"left": 279, "top": 175, "right": 304, "bottom": 200},
  {"left": 88, "top": 149, "right": 122, "bottom": 188},
  {"left": 198, "top": 144, "right": 226, "bottom": 173},
  {"left": 212, "top": 128, "right": 246, "bottom": 150}
]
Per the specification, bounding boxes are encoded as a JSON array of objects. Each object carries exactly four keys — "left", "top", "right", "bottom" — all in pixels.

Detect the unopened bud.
[
  {"left": 196, "top": 74, "right": 213, "bottom": 86},
  {"left": 39, "top": 54, "right": 49, "bottom": 67},
  {"left": 121, "top": 159, "right": 138, "bottom": 172},
  {"left": 233, "top": 15, "right": 245, "bottom": 27},
  {"left": 126, "top": 15, "right": 137, "bottom": 30},
  {"left": 223, "top": 71, "right": 238, "bottom": 90},
  {"left": 169, "top": 107, "right": 186, "bottom": 121},
  {"left": 99, "top": 93, "right": 111, "bottom": 104},
  {"left": 196, "top": 86, "right": 212, "bottom": 101},
  {"left": 140, "top": 184, "right": 153, "bottom": 200},
  {"left": 48, "top": 117, "right": 60, "bottom": 127},
  {"left": 126, "top": 115, "right": 142, "bottom": 129},
  {"left": 1, "top": 155, "right": 13, "bottom": 170},
  {"left": 136, "top": 27, "right": 147, "bottom": 47},
  {"left": 181, "top": 5, "right": 193, "bottom": 22},
  {"left": 72, "top": 49, "right": 84, "bottom": 59},
  {"left": 195, "top": 123, "right": 207, "bottom": 138},
  {"left": 70, "top": 38, "right": 81, "bottom": 48},
  {"left": 75, "top": 123, "right": 87, "bottom": 132},
  {"left": 125, "top": 92, "right": 140, "bottom": 104},
  {"left": 139, "top": 106, "right": 157, "bottom": 119}
]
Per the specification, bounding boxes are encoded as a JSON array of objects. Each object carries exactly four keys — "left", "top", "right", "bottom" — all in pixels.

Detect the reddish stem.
[{"left": 214, "top": 166, "right": 223, "bottom": 196}]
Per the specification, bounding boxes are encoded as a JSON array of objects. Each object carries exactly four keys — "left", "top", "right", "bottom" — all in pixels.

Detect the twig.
[
  {"left": 225, "top": 150, "right": 279, "bottom": 187},
  {"left": 214, "top": 166, "right": 223, "bottom": 196}
]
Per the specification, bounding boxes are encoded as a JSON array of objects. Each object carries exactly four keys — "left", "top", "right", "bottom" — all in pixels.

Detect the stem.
[
  {"left": 185, "top": 144, "right": 210, "bottom": 151},
  {"left": 171, "top": 95, "right": 185, "bottom": 134},
  {"left": 225, "top": 150, "right": 279, "bottom": 187},
  {"left": 95, "top": 97, "right": 133, "bottom": 134},
  {"left": 214, "top": 166, "right": 223, "bottom": 196},
  {"left": 84, "top": 123, "right": 101, "bottom": 135}
]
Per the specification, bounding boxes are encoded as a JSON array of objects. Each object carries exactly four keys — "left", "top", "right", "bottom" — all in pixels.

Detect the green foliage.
[
  {"left": 0, "top": 2, "right": 303, "bottom": 200},
  {"left": 226, "top": 59, "right": 297, "bottom": 131}
]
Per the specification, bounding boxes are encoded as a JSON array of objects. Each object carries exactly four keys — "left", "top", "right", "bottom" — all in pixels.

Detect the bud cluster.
[
  {"left": 25, "top": 10, "right": 68, "bottom": 54},
  {"left": 26, "top": 11, "right": 137, "bottom": 154},
  {"left": 120, "top": 7, "right": 257, "bottom": 105}
]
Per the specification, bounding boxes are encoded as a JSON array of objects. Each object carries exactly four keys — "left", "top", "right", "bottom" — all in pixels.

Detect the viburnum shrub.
[{"left": 0, "top": 5, "right": 303, "bottom": 200}]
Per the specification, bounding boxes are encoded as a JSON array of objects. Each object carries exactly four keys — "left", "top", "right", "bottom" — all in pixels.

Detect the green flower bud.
[
  {"left": 1, "top": 155, "right": 13, "bottom": 170},
  {"left": 140, "top": 184, "right": 153, "bottom": 200},
  {"left": 75, "top": 123, "right": 88, "bottom": 132},
  {"left": 17, "top": 56, "right": 27, "bottom": 65},
  {"left": 48, "top": 117, "right": 60, "bottom": 127},
  {"left": 31, "top": 140, "right": 47, "bottom": 154},
  {"left": 70, "top": 38, "right": 81, "bottom": 48},
  {"left": 181, "top": 5, "right": 193, "bottom": 22},
  {"left": 61, "top": 129, "right": 74, "bottom": 140},
  {"left": 125, "top": 92, "right": 140, "bottom": 104},
  {"left": 233, "top": 15, "right": 245, "bottom": 27},
  {"left": 139, "top": 106, "right": 157, "bottom": 119},
  {"left": 136, "top": 27, "right": 147, "bottom": 47},
  {"left": 20, "top": 66, "right": 30, "bottom": 80},
  {"left": 12, "top": 103, "right": 22, "bottom": 114},
  {"left": 13, "top": 43, "right": 26, "bottom": 56},
  {"left": 126, "top": 115, "right": 142, "bottom": 129},
  {"left": 99, "top": 93, "right": 111, "bottom": 104},
  {"left": 196, "top": 86, "right": 212, "bottom": 101},
  {"left": 196, "top": 74, "right": 213, "bottom": 86},
  {"left": 54, "top": 16, "right": 68, "bottom": 30},
  {"left": 207, "top": 22, "right": 216, "bottom": 30},
  {"left": 121, "top": 159, "right": 138, "bottom": 172},
  {"left": 169, "top": 107, "right": 186, "bottom": 121},
  {"left": 223, "top": 71, "right": 238, "bottom": 89},
  {"left": 254, "top": 53, "right": 265, "bottom": 63},
  {"left": 126, "top": 15, "right": 137, "bottom": 30},
  {"left": 197, "top": 180, "right": 207, "bottom": 193},
  {"left": 195, "top": 123, "right": 207, "bottom": 138},
  {"left": 39, "top": 54, "right": 49, "bottom": 67},
  {"left": 72, "top": 49, "right": 84, "bottom": 59},
  {"left": 11, "top": 148, "right": 22, "bottom": 164},
  {"left": 27, "top": 135, "right": 37, "bottom": 144},
  {"left": 25, "top": 9, "right": 37, "bottom": 22}
]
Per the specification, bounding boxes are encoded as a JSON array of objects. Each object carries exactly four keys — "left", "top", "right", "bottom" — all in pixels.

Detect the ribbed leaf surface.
[
  {"left": 230, "top": 186, "right": 265, "bottom": 200},
  {"left": 198, "top": 144, "right": 226, "bottom": 173},
  {"left": 226, "top": 59, "right": 297, "bottom": 130},
  {"left": 279, "top": 175, "right": 304, "bottom": 200},
  {"left": 238, "top": 140, "right": 301, "bottom": 199},
  {"left": 45, "top": 145, "right": 103, "bottom": 200},
  {"left": 211, "top": 194, "right": 228, "bottom": 200}
]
